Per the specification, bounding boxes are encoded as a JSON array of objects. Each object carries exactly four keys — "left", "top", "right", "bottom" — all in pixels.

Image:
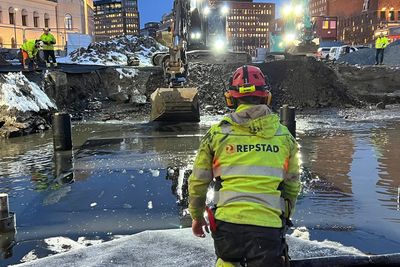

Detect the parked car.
[
  {"left": 329, "top": 45, "right": 358, "bottom": 61},
  {"left": 316, "top": 47, "right": 331, "bottom": 60}
]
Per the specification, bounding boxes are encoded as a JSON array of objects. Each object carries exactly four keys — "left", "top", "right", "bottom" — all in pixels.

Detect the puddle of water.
[{"left": 1, "top": 111, "right": 400, "bottom": 265}]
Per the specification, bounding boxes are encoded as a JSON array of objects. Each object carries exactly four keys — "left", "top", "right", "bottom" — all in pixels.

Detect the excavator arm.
[{"left": 150, "top": 0, "right": 200, "bottom": 122}]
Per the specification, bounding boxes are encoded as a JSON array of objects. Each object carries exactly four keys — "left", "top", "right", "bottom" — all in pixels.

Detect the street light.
[{"left": 13, "top": 8, "right": 18, "bottom": 48}]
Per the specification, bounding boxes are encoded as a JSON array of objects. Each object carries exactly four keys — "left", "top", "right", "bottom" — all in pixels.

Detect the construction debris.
[{"left": 61, "top": 36, "right": 167, "bottom": 66}]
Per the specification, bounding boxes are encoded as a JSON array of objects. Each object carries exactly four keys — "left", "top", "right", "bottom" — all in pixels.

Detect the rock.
[
  {"left": 376, "top": 102, "right": 386, "bottom": 109},
  {"left": 109, "top": 92, "right": 130, "bottom": 103},
  {"left": 204, "top": 105, "right": 214, "bottom": 112}
]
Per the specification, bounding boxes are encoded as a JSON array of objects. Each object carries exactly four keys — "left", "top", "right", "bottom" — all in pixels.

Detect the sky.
[{"left": 138, "top": 0, "right": 284, "bottom": 28}]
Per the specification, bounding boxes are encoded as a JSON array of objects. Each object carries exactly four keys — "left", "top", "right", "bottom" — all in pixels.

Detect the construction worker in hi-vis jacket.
[{"left": 189, "top": 65, "right": 301, "bottom": 267}]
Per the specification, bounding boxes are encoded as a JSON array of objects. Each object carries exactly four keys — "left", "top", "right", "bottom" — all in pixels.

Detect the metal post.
[
  {"left": 0, "top": 193, "right": 16, "bottom": 233},
  {"left": 52, "top": 112, "right": 72, "bottom": 151},
  {"left": 0, "top": 194, "right": 9, "bottom": 219},
  {"left": 13, "top": 8, "right": 18, "bottom": 48},
  {"left": 280, "top": 105, "right": 296, "bottom": 138},
  {"left": 0, "top": 193, "right": 16, "bottom": 259}
]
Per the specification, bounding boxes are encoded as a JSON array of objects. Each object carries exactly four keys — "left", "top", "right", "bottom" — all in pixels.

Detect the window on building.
[
  {"left": 33, "top": 12, "right": 39, "bottom": 27},
  {"left": 398, "top": 11, "right": 400, "bottom": 21},
  {"left": 389, "top": 11, "right": 395, "bottom": 21},
  {"left": 21, "top": 9, "right": 28, "bottom": 26},
  {"left": 330, "top": 20, "right": 337, "bottom": 29},
  {"left": 9, "top": 7, "right": 16, "bottom": 25},
  {"left": 44, "top": 13, "right": 50, "bottom": 28},
  {"left": 380, "top": 11, "right": 386, "bottom": 20},
  {"left": 0, "top": 6, "right": 3, "bottom": 24},
  {"left": 65, "top": 14, "right": 72, "bottom": 29}
]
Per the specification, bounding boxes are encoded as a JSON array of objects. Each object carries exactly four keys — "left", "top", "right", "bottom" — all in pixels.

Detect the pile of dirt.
[
  {"left": 338, "top": 43, "right": 400, "bottom": 66},
  {"left": 67, "top": 36, "right": 167, "bottom": 66},
  {"left": 0, "top": 72, "right": 56, "bottom": 138},
  {"left": 332, "top": 64, "right": 400, "bottom": 104},
  {"left": 187, "top": 58, "right": 358, "bottom": 111},
  {"left": 258, "top": 58, "right": 358, "bottom": 108}
]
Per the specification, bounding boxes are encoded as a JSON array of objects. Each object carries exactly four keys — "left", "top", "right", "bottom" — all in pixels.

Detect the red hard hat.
[{"left": 228, "top": 65, "right": 269, "bottom": 98}]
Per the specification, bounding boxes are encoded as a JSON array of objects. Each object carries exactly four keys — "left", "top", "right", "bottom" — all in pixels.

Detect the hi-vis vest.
[
  {"left": 376, "top": 36, "right": 389, "bottom": 49},
  {"left": 189, "top": 105, "right": 301, "bottom": 228}
]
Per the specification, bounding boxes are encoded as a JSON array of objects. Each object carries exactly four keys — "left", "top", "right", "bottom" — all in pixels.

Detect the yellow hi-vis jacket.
[
  {"left": 189, "top": 104, "right": 301, "bottom": 228},
  {"left": 40, "top": 33, "right": 56, "bottom": 50},
  {"left": 376, "top": 36, "right": 389, "bottom": 49},
  {"left": 21, "top": 40, "right": 39, "bottom": 58}
]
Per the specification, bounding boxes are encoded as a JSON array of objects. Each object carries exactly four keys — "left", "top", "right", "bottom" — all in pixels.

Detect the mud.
[{"left": 332, "top": 64, "right": 400, "bottom": 104}]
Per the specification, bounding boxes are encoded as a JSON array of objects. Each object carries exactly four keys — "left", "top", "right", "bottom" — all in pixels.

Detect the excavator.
[
  {"left": 150, "top": 0, "right": 250, "bottom": 122},
  {"left": 271, "top": 0, "right": 317, "bottom": 55}
]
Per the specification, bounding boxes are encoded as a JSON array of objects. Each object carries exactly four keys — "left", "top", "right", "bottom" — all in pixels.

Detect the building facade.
[
  {"left": 140, "top": 22, "right": 160, "bottom": 38},
  {"left": 94, "top": 0, "right": 139, "bottom": 41},
  {"left": 329, "top": 0, "right": 400, "bottom": 44},
  {"left": 0, "top": 0, "right": 94, "bottom": 49},
  {"left": 223, "top": 1, "right": 275, "bottom": 56},
  {"left": 309, "top": 0, "right": 329, "bottom": 17}
]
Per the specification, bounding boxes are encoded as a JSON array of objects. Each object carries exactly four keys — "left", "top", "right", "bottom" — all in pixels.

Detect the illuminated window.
[{"left": 322, "top": 20, "right": 329, "bottom": 29}]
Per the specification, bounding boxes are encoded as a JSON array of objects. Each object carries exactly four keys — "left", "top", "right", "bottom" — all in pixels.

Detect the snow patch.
[
  {"left": 115, "top": 68, "right": 139, "bottom": 79},
  {"left": 20, "top": 250, "right": 38, "bottom": 263},
  {"left": 44, "top": 237, "right": 85, "bottom": 254},
  {"left": 60, "top": 35, "right": 167, "bottom": 66},
  {"left": 0, "top": 72, "right": 56, "bottom": 112}
]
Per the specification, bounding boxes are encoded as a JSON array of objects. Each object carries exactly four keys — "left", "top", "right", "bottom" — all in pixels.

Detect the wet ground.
[{"left": 1, "top": 107, "right": 400, "bottom": 266}]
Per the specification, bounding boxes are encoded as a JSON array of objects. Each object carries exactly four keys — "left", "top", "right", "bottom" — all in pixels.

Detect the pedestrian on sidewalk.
[
  {"left": 40, "top": 28, "right": 58, "bottom": 68},
  {"left": 375, "top": 33, "right": 389, "bottom": 65},
  {"left": 21, "top": 39, "right": 41, "bottom": 70},
  {"left": 189, "top": 65, "right": 301, "bottom": 267}
]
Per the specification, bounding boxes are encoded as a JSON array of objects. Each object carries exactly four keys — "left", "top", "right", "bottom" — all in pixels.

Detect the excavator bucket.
[{"left": 150, "top": 87, "right": 200, "bottom": 122}]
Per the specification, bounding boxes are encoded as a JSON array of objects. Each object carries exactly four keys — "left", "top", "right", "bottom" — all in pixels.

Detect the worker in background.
[
  {"left": 375, "top": 32, "right": 389, "bottom": 65},
  {"left": 189, "top": 65, "right": 301, "bottom": 267},
  {"left": 40, "top": 28, "right": 57, "bottom": 68},
  {"left": 21, "top": 39, "right": 41, "bottom": 70}
]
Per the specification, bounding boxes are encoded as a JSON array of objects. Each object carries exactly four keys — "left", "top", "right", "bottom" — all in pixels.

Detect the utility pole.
[{"left": 13, "top": 8, "right": 18, "bottom": 48}]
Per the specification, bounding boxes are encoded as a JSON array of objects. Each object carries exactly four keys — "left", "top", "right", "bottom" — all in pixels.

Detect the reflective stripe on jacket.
[
  {"left": 189, "top": 104, "right": 301, "bottom": 228},
  {"left": 21, "top": 40, "right": 38, "bottom": 58},
  {"left": 40, "top": 33, "right": 56, "bottom": 50},
  {"left": 376, "top": 36, "right": 389, "bottom": 49}
]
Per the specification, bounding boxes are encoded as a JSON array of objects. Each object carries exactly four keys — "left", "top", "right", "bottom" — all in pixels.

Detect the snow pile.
[
  {"left": 61, "top": 36, "right": 167, "bottom": 66},
  {"left": 12, "top": 228, "right": 367, "bottom": 267},
  {"left": 0, "top": 72, "right": 56, "bottom": 138},
  {"left": 0, "top": 72, "right": 56, "bottom": 112},
  {"left": 338, "top": 43, "right": 400, "bottom": 66}
]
